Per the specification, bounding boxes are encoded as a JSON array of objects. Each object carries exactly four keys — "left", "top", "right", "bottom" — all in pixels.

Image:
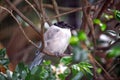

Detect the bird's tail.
[{"left": 29, "top": 51, "right": 44, "bottom": 70}]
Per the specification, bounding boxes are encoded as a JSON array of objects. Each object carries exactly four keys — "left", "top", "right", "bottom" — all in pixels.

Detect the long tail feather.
[{"left": 29, "top": 52, "right": 44, "bottom": 70}]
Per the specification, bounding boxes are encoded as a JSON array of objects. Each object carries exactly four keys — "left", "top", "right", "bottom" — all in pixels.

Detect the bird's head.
[{"left": 54, "top": 21, "right": 75, "bottom": 30}]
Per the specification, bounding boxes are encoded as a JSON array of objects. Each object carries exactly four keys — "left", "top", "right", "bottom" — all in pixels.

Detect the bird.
[{"left": 29, "top": 21, "right": 72, "bottom": 70}]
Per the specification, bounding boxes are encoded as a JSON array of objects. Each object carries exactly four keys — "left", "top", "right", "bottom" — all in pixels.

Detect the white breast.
[{"left": 44, "top": 25, "right": 71, "bottom": 54}]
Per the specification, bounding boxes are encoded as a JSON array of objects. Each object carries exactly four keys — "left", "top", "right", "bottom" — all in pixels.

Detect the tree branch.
[
  {"left": 5, "top": 0, "right": 41, "bottom": 35},
  {"left": 52, "top": 0, "right": 60, "bottom": 21}
]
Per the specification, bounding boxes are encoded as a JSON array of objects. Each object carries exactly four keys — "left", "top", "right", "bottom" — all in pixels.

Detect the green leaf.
[
  {"left": 93, "top": 19, "right": 101, "bottom": 24},
  {"left": 70, "top": 36, "right": 79, "bottom": 45},
  {"left": 72, "top": 62, "right": 93, "bottom": 76},
  {"left": 114, "top": 10, "right": 120, "bottom": 21},
  {"left": 99, "top": 23, "right": 107, "bottom": 31},
  {"left": 60, "top": 56, "right": 72, "bottom": 65},
  {"left": 0, "top": 59, "right": 9, "bottom": 66},
  {"left": 58, "top": 73, "right": 65, "bottom": 80},
  {"left": 97, "top": 68, "right": 102, "bottom": 74},
  {"left": 31, "top": 66, "right": 40, "bottom": 75},
  {"left": 13, "top": 62, "right": 29, "bottom": 79},
  {"left": 93, "top": 18, "right": 107, "bottom": 31},
  {"left": 40, "top": 69, "right": 49, "bottom": 79},
  {"left": 103, "top": 14, "right": 113, "bottom": 20},
  {"left": 58, "top": 68, "right": 70, "bottom": 80},
  {"left": 0, "top": 73, "right": 7, "bottom": 80},
  {"left": 78, "top": 31, "right": 87, "bottom": 41},
  {"left": 80, "top": 62, "right": 92, "bottom": 67},
  {"left": 43, "top": 60, "right": 51, "bottom": 65},
  {"left": 107, "top": 44, "right": 120, "bottom": 58},
  {"left": 64, "top": 68, "right": 71, "bottom": 76},
  {"left": 0, "top": 48, "right": 6, "bottom": 58}
]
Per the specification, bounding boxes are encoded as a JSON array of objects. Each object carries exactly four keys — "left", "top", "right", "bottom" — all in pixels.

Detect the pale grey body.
[{"left": 29, "top": 25, "right": 71, "bottom": 69}]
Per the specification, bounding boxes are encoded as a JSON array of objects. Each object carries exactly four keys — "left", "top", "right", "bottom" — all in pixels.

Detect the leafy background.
[{"left": 0, "top": 0, "right": 120, "bottom": 80}]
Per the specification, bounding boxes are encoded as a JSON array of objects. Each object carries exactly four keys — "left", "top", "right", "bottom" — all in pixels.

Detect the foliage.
[
  {"left": 93, "top": 19, "right": 107, "bottom": 31},
  {"left": 114, "top": 10, "right": 120, "bottom": 21},
  {"left": 107, "top": 44, "right": 120, "bottom": 58},
  {"left": 1, "top": 0, "right": 120, "bottom": 80},
  {"left": 70, "top": 30, "right": 87, "bottom": 45},
  {"left": 0, "top": 48, "right": 93, "bottom": 80}
]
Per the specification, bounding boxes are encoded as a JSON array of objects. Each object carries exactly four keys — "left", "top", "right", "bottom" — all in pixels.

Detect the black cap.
[{"left": 54, "top": 21, "right": 74, "bottom": 30}]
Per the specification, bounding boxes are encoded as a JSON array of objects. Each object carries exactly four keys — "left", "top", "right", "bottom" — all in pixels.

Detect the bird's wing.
[{"left": 29, "top": 52, "right": 44, "bottom": 70}]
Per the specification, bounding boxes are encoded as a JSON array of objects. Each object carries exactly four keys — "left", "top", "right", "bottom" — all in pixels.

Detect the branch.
[
  {"left": 52, "top": 0, "right": 60, "bottom": 21},
  {"left": 43, "top": 4, "right": 75, "bottom": 12},
  {"left": 42, "top": 48, "right": 71, "bottom": 57},
  {"left": 25, "top": 0, "right": 41, "bottom": 22},
  {"left": 0, "top": 0, "right": 23, "bottom": 22},
  {"left": 88, "top": 54, "right": 113, "bottom": 79},
  {"left": 82, "top": 0, "right": 96, "bottom": 48},
  {"left": 50, "top": 7, "right": 86, "bottom": 19},
  {"left": 93, "top": 0, "right": 112, "bottom": 19},
  {"left": 0, "top": 6, "right": 39, "bottom": 49},
  {"left": 39, "top": 0, "right": 52, "bottom": 26},
  {"left": 5, "top": 0, "right": 41, "bottom": 35}
]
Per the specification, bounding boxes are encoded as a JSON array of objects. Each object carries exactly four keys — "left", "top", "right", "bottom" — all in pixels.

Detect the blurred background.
[{"left": 1, "top": 0, "right": 120, "bottom": 79}]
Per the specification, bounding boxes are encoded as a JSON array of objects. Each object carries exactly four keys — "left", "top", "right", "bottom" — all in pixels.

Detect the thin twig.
[
  {"left": 108, "top": 63, "right": 118, "bottom": 73},
  {"left": 39, "top": 19, "right": 45, "bottom": 52},
  {"left": 40, "top": 0, "right": 52, "bottom": 26},
  {"left": 5, "top": 0, "right": 41, "bottom": 35},
  {"left": 25, "top": 0, "right": 41, "bottom": 22},
  {"left": 82, "top": 1, "right": 96, "bottom": 48},
  {"left": 88, "top": 54, "right": 113, "bottom": 79},
  {"left": 0, "top": 6, "right": 67, "bottom": 57},
  {"left": 0, "top": 6, "right": 39, "bottom": 49},
  {"left": 52, "top": 0, "right": 60, "bottom": 21},
  {"left": 25, "top": 0, "right": 44, "bottom": 49},
  {"left": 81, "top": 0, "right": 97, "bottom": 79},
  {"left": 33, "top": 0, "right": 46, "bottom": 51},
  {"left": 43, "top": 4, "right": 75, "bottom": 12},
  {"left": 50, "top": 7, "right": 84, "bottom": 19},
  {"left": 93, "top": 0, "right": 112, "bottom": 19},
  {"left": 0, "top": 0, "right": 23, "bottom": 22},
  {"left": 49, "top": 5, "right": 95, "bottom": 20}
]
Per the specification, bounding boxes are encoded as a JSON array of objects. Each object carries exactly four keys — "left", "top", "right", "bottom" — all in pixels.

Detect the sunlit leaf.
[
  {"left": 60, "top": 56, "right": 72, "bottom": 65},
  {"left": 72, "top": 62, "right": 93, "bottom": 76},
  {"left": 93, "top": 19, "right": 101, "bottom": 24},
  {"left": 99, "top": 23, "right": 107, "bottom": 31},
  {"left": 114, "top": 10, "right": 120, "bottom": 21},
  {"left": 43, "top": 60, "right": 51, "bottom": 65},
  {"left": 79, "top": 62, "right": 93, "bottom": 68},
  {"left": 70, "top": 36, "right": 79, "bottom": 45},
  {"left": 103, "top": 14, "right": 113, "bottom": 20},
  {"left": 78, "top": 31, "right": 87, "bottom": 41}
]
